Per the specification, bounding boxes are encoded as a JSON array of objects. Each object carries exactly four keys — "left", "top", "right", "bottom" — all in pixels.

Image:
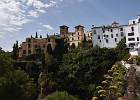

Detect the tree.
[
  {"left": 47, "top": 44, "right": 53, "bottom": 55},
  {"left": 55, "top": 47, "right": 118, "bottom": 100},
  {"left": 53, "top": 38, "right": 67, "bottom": 61},
  {"left": 40, "top": 35, "right": 42, "bottom": 38},
  {"left": 43, "top": 91, "right": 79, "bottom": 100},
  {"left": 0, "top": 47, "right": 4, "bottom": 53},
  {"left": 94, "top": 63, "right": 126, "bottom": 100},
  {"left": 35, "top": 32, "right": 38, "bottom": 38},
  {"left": 71, "top": 43, "right": 76, "bottom": 49},
  {"left": 12, "top": 41, "right": 19, "bottom": 60},
  {"left": 0, "top": 70, "right": 37, "bottom": 100},
  {"left": 0, "top": 53, "right": 37, "bottom": 100},
  {"left": 116, "top": 37, "right": 127, "bottom": 50},
  {"left": 116, "top": 37, "right": 129, "bottom": 61}
]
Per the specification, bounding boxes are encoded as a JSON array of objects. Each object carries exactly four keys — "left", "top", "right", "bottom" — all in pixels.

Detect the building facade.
[
  {"left": 85, "top": 31, "right": 93, "bottom": 41},
  {"left": 60, "top": 25, "right": 92, "bottom": 47},
  {"left": 125, "top": 15, "right": 140, "bottom": 56},
  {"left": 18, "top": 34, "right": 58, "bottom": 58},
  {"left": 92, "top": 22, "right": 126, "bottom": 48}
]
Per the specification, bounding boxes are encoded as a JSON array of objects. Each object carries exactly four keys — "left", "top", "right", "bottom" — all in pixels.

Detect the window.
[
  {"left": 131, "top": 27, "right": 134, "bottom": 31},
  {"left": 106, "top": 39, "right": 108, "bottom": 43},
  {"left": 129, "top": 43, "right": 135, "bottom": 47},
  {"left": 28, "top": 44, "right": 31, "bottom": 48},
  {"left": 100, "top": 40, "right": 101, "bottom": 42},
  {"left": 115, "top": 38, "right": 117, "bottom": 42},
  {"left": 28, "top": 50, "right": 31, "bottom": 54},
  {"left": 91, "top": 37, "right": 92, "bottom": 39},
  {"left": 93, "top": 30, "right": 96, "bottom": 34},
  {"left": 72, "top": 38, "right": 74, "bottom": 41},
  {"left": 111, "top": 34, "right": 113, "bottom": 38},
  {"left": 103, "top": 29, "right": 105, "bottom": 33},
  {"left": 98, "top": 35, "right": 100, "bottom": 39},
  {"left": 90, "top": 33, "right": 92, "bottom": 36},
  {"left": 121, "top": 32, "right": 123, "bottom": 37},
  {"left": 110, "top": 29, "right": 113, "bottom": 32},
  {"left": 106, "top": 35, "right": 109, "bottom": 38},
  {"left": 23, "top": 50, "right": 26, "bottom": 54},
  {"left": 120, "top": 28, "right": 123, "bottom": 31},
  {"left": 78, "top": 37, "right": 79, "bottom": 40},
  {"left": 116, "top": 34, "right": 118, "bottom": 37},
  {"left": 78, "top": 32, "right": 79, "bottom": 35},
  {"left": 72, "top": 33, "right": 73, "bottom": 36},
  {"left": 128, "top": 38, "right": 135, "bottom": 41},
  {"left": 133, "top": 21, "right": 135, "bottom": 24},
  {"left": 128, "top": 32, "right": 134, "bottom": 36},
  {"left": 137, "top": 37, "right": 139, "bottom": 41}
]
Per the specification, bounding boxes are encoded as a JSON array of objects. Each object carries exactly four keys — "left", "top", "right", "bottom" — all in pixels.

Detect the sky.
[{"left": 0, "top": 0, "right": 140, "bottom": 51}]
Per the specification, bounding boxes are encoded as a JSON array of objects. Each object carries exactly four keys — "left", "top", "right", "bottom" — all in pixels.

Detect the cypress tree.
[
  {"left": 35, "top": 32, "right": 38, "bottom": 38},
  {"left": 40, "top": 35, "right": 42, "bottom": 38},
  {"left": 12, "top": 43, "right": 17, "bottom": 60},
  {"left": 47, "top": 44, "right": 53, "bottom": 55}
]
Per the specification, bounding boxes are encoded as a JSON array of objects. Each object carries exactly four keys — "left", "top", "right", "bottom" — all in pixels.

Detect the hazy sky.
[{"left": 0, "top": 0, "right": 140, "bottom": 51}]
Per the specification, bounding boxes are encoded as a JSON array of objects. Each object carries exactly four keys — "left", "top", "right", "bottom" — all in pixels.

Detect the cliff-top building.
[
  {"left": 18, "top": 25, "right": 93, "bottom": 57},
  {"left": 60, "top": 25, "right": 92, "bottom": 47},
  {"left": 18, "top": 33, "right": 60, "bottom": 58},
  {"left": 92, "top": 22, "right": 126, "bottom": 48},
  {"left": 125, "top": 15, "right": 140, "bottom": 56}
]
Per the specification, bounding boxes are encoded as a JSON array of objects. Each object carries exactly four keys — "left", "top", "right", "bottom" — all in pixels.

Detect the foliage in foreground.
[
  {"left": 46, "top": 47, "right": 119, "bottom": 100},
  {"left": 93, "top": 62, "right": 126, "bottom": 100},
  {"left": 44, "top": 91, "right": 79, "bottom": 100},
  {"left": 0, "top": 53, "right": 37, "bottom": 100}
]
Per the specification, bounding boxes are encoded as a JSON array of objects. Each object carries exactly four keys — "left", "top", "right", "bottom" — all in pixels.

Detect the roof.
[
  {"left": 92, "top": 24, "right": 128, "bottom": 29},
  {"left": 60, "top": 25, "right": 69, "bottom": 28},
  {"left": 75, "top": 25, "right": 84, "bottom": 28}
]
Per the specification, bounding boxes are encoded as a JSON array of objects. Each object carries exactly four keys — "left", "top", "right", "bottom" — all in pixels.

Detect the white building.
[
  {"left": 125, "top": 15, "right": 140, "bottom": 56},
  {"left": 92, "top": 22, "right": 126, "bottom": 48}
]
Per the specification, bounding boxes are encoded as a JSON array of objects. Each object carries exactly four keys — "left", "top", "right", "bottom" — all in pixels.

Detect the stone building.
[
  {"left": 18, "top": 25, "right": 93, "bottom": 57},
  {"left": 60, "top": 25, "right": 92, "bottom": 47},
  {"left": 18, "top": 34, "right": 60, "bottom": 58}
]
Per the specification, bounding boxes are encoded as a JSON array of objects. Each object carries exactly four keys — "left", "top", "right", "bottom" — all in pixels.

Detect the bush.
[{"left": 43, "top": 91, "right": 79, "bottom": 100}]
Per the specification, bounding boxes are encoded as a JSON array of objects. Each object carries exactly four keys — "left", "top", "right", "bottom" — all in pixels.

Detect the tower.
[
  {"left": 60, "top": 25, "right": 69, "bottom": 38},
  {"left": 75, "top": 25, "right": 84, "bottom": 41},
  {"left": 75, "top": 25, "right": 84, "bottom": 33}
]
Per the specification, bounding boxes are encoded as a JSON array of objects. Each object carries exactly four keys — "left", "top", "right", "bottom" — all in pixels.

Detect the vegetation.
[
  {"left": 116, "top": 37, "right": 129, "bottom": 61},
  {"left": 0, "top": 51, "right": 37, "bottom": 100},
  {"left": 93, "top": 62, "right": 126, "bottom": 100},
  {"left": 44, "top": 91, "right": 79, "bottom": 100},
  {"left": 0, "top": 37, "right": 129, "bottom": 100}
]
